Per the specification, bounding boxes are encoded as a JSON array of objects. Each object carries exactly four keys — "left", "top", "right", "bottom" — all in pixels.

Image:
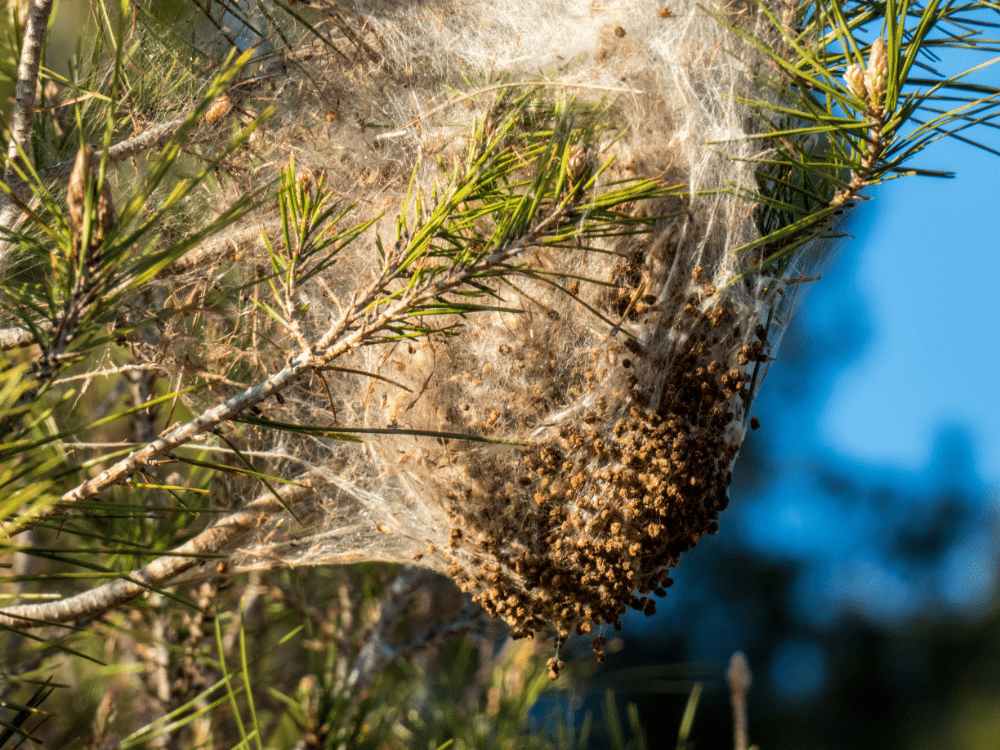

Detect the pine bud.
[
  {"left": 65, "top": 145, "right": 91, "bottom": 239},
  {"left": 864, "top": 37, "right": 888, "bottom": 102},
  {"left": 843, "top": 63, "right": 867, "bottom": 101},
  {"left": 204, "top": 92, "right": 233, "bottom": 123},
  {"left": 567, "top": 143, "right": 597, "bottom": 187},
  {"left": 66, "top": 144, "right": 116, "bottom": 253}
]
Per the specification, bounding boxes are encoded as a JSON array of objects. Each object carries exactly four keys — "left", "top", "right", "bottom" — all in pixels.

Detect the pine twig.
[
  {"left": 345, "top": 566, "right": 485, "bottom": 694},
  {"left": 0, "top": 483, "right": 312, "bottom": 628},
  {"left": 727, "top": 651, "right": 752, "bottom": 750},
  {"left": 0, "top": 321, "right": 53, "bottom": 350},
  {"left": 3, "top": 0, "right": 54, "bottom": 181},
  {"left": 36, "top": 118, "right": 187, "bottom": 183},
  {"left": 345, "top": 567, "right": 429, "bottom": 693},
  {"left": 0, "top": 0, "right": 56, "bottom": 274}
]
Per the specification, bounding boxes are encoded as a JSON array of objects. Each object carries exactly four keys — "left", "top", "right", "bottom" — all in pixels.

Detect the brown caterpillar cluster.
[{"left": 423, "top": 268, "right": 769, "bottom": 673}]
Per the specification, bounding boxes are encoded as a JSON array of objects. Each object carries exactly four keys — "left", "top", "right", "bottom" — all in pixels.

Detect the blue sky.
[
  {"left": 743, "top": 25, "right": 1000, "bottom": 614},
  {"left": 779, "top": 9, "right": 1000, "bottom": 488},
  {"left": 814, "top": 135, "right": 1000, "bottom": 485},
  {"left": 737, "top": 126, "right": 1000, "bottom": 623}
]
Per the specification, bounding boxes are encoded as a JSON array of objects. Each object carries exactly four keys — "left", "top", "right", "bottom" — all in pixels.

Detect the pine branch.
[
  {"left": 0, "top": 0, "right": 56, "bottom": 274},
  {"left": 346, "top": 567, "right": 485, "bottom": 694},
  {"left": 3, "top": 0, "right": 53, "bottom": 180},
  {"left": 35, "top": 118, "right": 187, "bottom": 183},
  {"left": 0, "top": 483, "right": 312, "bottom": 628}
]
